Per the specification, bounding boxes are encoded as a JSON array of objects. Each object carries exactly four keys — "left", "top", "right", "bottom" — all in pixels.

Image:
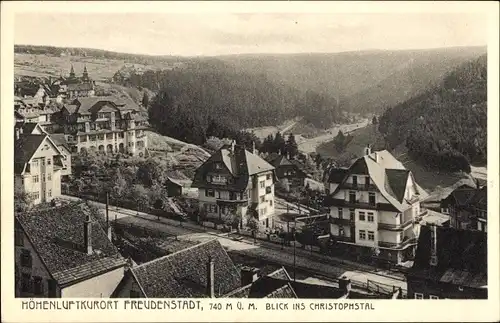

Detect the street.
[{"left": 62, "top": 194, "right": 407, "bottom": 291}]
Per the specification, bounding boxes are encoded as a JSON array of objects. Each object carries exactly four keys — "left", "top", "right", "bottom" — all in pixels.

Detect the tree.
[
  {"left": 141, "top": 91, "right": 150, "bottom": 108},
  {"left": 274, "top": 132, "right": 286, "bottom": 154},
  {"left": 110, "top": 169, "right": 127, "bottom": 203},
  {"left": 285, "top": 133, "right": 299, "bottom": 159},
  {"left": 14, "top": 180, "right": 32, "bottom": 213},
  {"left": 129, "top": 184, "right": 149, "bottom": 212},
  {"left": 246, "top": 216, "right": 259, "bottom": 244}
]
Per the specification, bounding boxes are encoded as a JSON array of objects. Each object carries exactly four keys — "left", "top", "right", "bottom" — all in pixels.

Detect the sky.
[{"left": 14, "top": 12, "right": 488, "bottom": 56}]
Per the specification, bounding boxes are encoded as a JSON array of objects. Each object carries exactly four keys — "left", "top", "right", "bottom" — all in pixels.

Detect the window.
[
  {"left": 20, "top": 249, "right": 32, "bottom": 268},
  {"left": 206, "top": 204, "right": 217, "bottom": 213},
  {"left": 80, "top": 135, "right": 87, "bottom": 142},
  {"left": 429, "top": 295, "right": 439, "bottom": 300},
  {"left": 21, "top": 274, "right": 31, "bottom": 293},
  {"left": 269, "top": 199, "right": 273, "bottom": 206},
  {"left": 367, "top": 213, "right": 374, "bottom": 222},
  {"left": 349, "top": 191, "right": 356, "bottom": 203},
  {"left": 365, "top": 176, "right": 370, "bottom": 186},
  {"left": 215, "top": 163, "right": 222, "bottom": 170},
  {"left": 266, "top": 174, "right": 271, "bottom": 180},
  {"left": 130, "top": 290, "right": 140, "bottom": 298},
  {"left": 33, "top": 276, "right": 44, "bottom": 295},
  {"left": 260, "top": 196, "right": 265, "bottom": 203},
  {"left": 31, "top": 160, "right": 38, "bottom": 168},
  {"left": 352, "top": 175, "right": 357, "bottom": 187},
  {"left": 42, "top": 175, "right": 45, "bottom": 183},
  {"left": 369, "top": 192, "right": 376, "bottom": 205},
  {"left": 339, "top": 227, "right": 345, "bottom": 236},
  {"left": 359, "top": 230, "right": 366, "bottom": 240},
  {"left": 31, "top": 192, "right": 40, "bottom": 200},
  {"left": 33, "top": 175, "right": 39, "bottom": 183},
  {"left": 205, "top": 189, "right": 215, "bottom": 197},
  {"left": 47, "top": 173, "right": 52, "bottom": 181},
  {"left": 260, "top": 181, "right": 265, "bottom": 189},
  {"left": 212, "top": 175, "right": 227, "bottom": 184},
  {"left": 338, "top": 208, "right": 343, "bottom": 219},
  {"left": 359, "top": 212, "right": 366, "bottom": 221},
  {"left": 47, "top": 158, "right": 51, "bottom": 165},
  {"left": 349, "top": 209, "right": 355, "bottom": 221},
  {"left": 15, "top": 228, "right": 23, "bottom": 246},
  {"left": 368, "top": 231, "right": 375, "bottom": 241},
  {"left": 48, "top": 189, "right": 52, "bottom": 197},
  {"left": 399, "top": 232, "right": 404, "bottom": 241},
  {"left": 414, "top": 293, "right": 424, "bottom": 299},
  {"left": 41, "top": 158, "right": 45, "bottom": 167},
  {"left": 206, "top": 175, "right": 212, "bottom": 182}
]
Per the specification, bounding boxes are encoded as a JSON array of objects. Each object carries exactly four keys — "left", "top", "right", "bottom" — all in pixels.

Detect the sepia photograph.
[{"left": 1, "top": 1, "right": 499, "bottom": 322}]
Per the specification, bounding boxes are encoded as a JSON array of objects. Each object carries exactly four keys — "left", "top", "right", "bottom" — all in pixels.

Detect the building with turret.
[{"left": 59, "top": 65, "right": 95, "bottom": 99}]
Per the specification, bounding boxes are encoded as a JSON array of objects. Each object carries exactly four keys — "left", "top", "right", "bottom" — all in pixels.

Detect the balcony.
[
  {"left": 329, "top": 217, "right": 352, "bottom": 226},
  {"left": 339, "top": 182, "right": 377, "bottom": 191},
  {"left": 378, "top": 237, "right": 418, "bottom": 250},
  {"left": 378, "top": 218, "right": 414, "bottom": 231}
]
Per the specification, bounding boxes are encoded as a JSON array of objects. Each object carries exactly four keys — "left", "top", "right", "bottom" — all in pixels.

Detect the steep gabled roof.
[
  {"left": 327, "top": 168, "right": 349, "bottom": 184},
  {"left": 130, "top": 239, "right": 241, "bottom": 298},
  {"left": 16, "top": 203, "right": 126, "bottom": 287},
  {"left": 192, "top": 145, "right": 275, "bottom": 191},
  {"left": 14, "top": 134, "right": 49, "bottom": 174},
  {"left": 330, "top": 150, "right": 426, "bottom": 212}
]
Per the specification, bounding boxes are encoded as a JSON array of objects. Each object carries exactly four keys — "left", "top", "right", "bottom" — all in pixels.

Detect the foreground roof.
[
  {"left": 130, "top": 239, "right": 241, "bottom": 298},
  {"left": 408, "top": 225, "right": 487, "bottom": 289},
  {"left": 16, "top": 203, "right": 126, "bottom": 286},
  {"left": 14, "top": 134, "right": 62, "bottom": 174}
]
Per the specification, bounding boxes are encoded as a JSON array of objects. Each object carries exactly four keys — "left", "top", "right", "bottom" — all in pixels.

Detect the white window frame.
[
  {"left": 367, "top": 231, "right": 375, "bottom": 241},
  {"left": 414, "top": 293, "right": 424, "bottom": 299},
  {"left": 429, "top": 295, "right": 439, "bottom": 299},
  {"left": 206, "top": 189, "right": 215, "bottom": 197},
  {"left": 367, "top": 213, "right": 374, "bottom": 222},
  {"left": 260, "top": 181, "right": 265, "bottom": 189},
  {"left": 359, "top": 230, "right": 366, "bottom": 240},
  {"left": 359, "top": 212, "right": 366, "bottom": 221}
]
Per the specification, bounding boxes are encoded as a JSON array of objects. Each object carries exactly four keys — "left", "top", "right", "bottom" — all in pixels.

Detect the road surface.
[
  {"left": 62, "top": 195, "right": 407, "bottom": 291},
  {"left": 298, "top": 119, "right": 370, "bottom": 154}
]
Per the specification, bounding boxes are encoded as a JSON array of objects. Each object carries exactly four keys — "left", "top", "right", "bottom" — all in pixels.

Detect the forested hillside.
[
  {"left": 378, "top": 55, "right": 487, "bottom": 173},
  {"left": 134, "top": 68, "right": 343, "bottom": 145},
  {"left": 218, "top": 47, "right": 486, "bottom": 114}
]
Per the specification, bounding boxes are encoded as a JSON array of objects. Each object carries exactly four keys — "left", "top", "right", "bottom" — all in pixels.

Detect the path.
[{"left": 298, "top": 119, "right": 370, "bottom": 154}]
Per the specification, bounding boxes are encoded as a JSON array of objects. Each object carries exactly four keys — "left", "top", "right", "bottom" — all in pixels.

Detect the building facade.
[
  {"left": 15, "top": 203, "right": 127, "bottom": 298},
  {"left": 53, "top": 96, "right": 148, "bottom": 156},
  {"left": 14, "top": 133, "right": 66, "bottom": 205},
  {"left": 324, "top": 147, "right": 428, "bottom": 264},
  {"left": 441, "top": 184, "right": 487, "bottom": 232},
  {"left": 192, "top": 142, "right": 276, "bottom": 227},
  {"left": 406, "top": 225, "right": 487, "bottom": 299},
  {"left": 265, "top": 153, "right": 308, "bottom": 190}
]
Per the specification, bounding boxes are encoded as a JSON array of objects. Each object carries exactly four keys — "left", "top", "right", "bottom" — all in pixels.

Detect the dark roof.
[
  {"left": 408, "top": 225, "right": 487, "bottom": 288},
  {"left": 130, "top": 239, "right": 241, "bottom": 298},
  {"left": 385, "top": 169, "right": 410, "bottom": 202},
  {"left": 49, "top": 133, "right": 70, "bottom": 151},
  {"left": 20, "top": 123, "right": 39, "bottom": 134},
  {"left": 14, "top": 134, "right": 47, "bottom": 174},
  {"left": 469, "top": 187, "right": 487, "bottom": 213},
  {"left": 192, "top": 145, "right": 275, "bottom": 191},
  {"left": 71, "top": 96, "right": 141, "bottom": 115},
  {"left": 67, "top": 82, "right": 94, "bottom": 91},
  {"left": 226, "top": 267, "right": 348, "bottom": 299},
  {"left": 327, "top": 168, "right": 349, "bottom": 183},
  {"left": 266, "top": 154, "right": 294, "bottom": 167},
  {"left": 16, "top": 203, "right": 126, "bottom": 286}
]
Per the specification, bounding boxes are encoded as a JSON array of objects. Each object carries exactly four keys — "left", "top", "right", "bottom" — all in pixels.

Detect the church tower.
[
  {"left": 69, "top": 64, "right": 76, "bottom": 79},
  {"left": 82, "top": 65, "right": 90, "bottom": 83}
]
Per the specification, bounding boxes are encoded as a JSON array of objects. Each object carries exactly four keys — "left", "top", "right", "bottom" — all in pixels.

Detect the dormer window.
[{"left": 215, "top": 163, "right": 222, "bottom": 170}]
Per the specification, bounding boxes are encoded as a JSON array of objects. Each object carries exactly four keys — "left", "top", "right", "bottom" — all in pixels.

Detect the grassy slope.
[{"left": 317, "top": 125, "right": 469, "bottom": 194}]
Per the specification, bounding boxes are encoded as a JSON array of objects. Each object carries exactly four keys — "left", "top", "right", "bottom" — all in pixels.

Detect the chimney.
[
  {"left": 430, "top": 225, "right": 438, "bottom": 266},
  {"left": 83, "top": 214, "right": 93, "bottom": 255},
  {"left": 206, "top": 257, "right": 215, "bottom": 298},
  {"left": 240, "top": 266, "right": 260, "bottom": 286},
  {"left": 287, "top": 152, "right": 290, "bottom": 160},
  {"left": 278, "top": 149, "right": 282, "bottom": 156},
  {"left": 338, "top": 276, "right": 351, "bottom": 296},
  {"left": 364, "top": 144, "right": 371, "bottom": 156},
  {"left": 374, "top": 151, "right": 379, "bottom": 163},
  {"left": 252, "top": 141, "right": 256, "bottom": 154},
  {"left": 231, "top": 140, "right": 236, "bottom": 153}
]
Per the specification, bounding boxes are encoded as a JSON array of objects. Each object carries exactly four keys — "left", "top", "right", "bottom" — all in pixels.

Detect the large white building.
[
  {"left": 192, "top": 142, "right": 277, "bottom": 228},
  {"left": 324, "top": 146, "right": 428, "bottom": 264}
]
